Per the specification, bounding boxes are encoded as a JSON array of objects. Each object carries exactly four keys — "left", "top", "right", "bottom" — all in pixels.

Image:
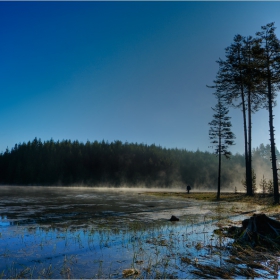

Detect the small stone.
[{"left": 169, "top": 215, "right": 179, "bottom": 221}]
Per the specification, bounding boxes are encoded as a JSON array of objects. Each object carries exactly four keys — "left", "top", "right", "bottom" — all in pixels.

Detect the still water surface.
[{"left": 0, "top": 186, "right": 270, "bottom": 278}]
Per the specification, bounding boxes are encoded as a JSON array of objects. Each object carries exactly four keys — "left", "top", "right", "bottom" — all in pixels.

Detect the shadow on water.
[{"left": 0, "top": 186, "right": 279, "bottom": 278}]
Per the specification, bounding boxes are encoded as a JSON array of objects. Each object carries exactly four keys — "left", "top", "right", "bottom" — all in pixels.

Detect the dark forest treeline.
[{"left": 0, "top": 138, "right": 272, "bottom": 190}]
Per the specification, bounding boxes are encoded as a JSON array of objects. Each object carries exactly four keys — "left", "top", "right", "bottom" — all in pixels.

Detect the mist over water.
[{"left": 0, "top": 184, "right": 242, "bottom": 195}]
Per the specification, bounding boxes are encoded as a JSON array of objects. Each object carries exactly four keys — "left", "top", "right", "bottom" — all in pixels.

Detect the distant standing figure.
[{"left": 187, "top": 185, "right": 191, "bottom": 194}]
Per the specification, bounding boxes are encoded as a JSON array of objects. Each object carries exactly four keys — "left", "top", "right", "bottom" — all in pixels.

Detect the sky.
[{"left": 1, "top": 1, "right": 280, "bottom": 155}]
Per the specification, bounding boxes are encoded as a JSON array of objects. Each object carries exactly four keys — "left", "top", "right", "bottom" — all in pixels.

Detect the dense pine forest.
[{"left": 0, "top": 138, "right": 275, "bottom": 191}]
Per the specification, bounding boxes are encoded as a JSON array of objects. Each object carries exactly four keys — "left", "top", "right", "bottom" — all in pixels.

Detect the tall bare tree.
[{"left": 256, "top": 22, "right": 280, "bottom": 203}]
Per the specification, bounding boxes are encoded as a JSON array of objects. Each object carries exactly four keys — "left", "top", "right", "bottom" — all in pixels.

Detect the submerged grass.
[
  {"left": 0, "top": 217, "right": 233, "bottom": 278},
  {"left": 145, "top": 191, "right": 280, "bottom": 278},
  {"left": 1, "top": 189, "right": 280, "bottom": 278}
]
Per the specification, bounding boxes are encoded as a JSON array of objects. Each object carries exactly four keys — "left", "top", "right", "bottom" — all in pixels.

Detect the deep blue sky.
[{"left": 1, "top": 2, "right": 280, "bottom": 154}]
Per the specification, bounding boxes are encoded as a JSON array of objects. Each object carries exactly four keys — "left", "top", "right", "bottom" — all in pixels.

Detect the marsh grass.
[
  {"left": 2, "top": 223, "right": 274, "bottom": 279},
  {"left": 146, "top": 191, "right": 277, "bottom": 206},
  {"left": 198, "top": 241, "right": 280, "bottom": 278},
  {"left": 147, "top": 191, "right": 280, "bottom": 224},
  {"left": 1, "top": 190, "right": 280, "bottom": 278}
]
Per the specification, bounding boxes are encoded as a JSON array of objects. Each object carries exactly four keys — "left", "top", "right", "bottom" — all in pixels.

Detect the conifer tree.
[
  {"left": 211, "top": 32, "right": 269, "bottom": 196},
  {"left": 260, "top": 174, "right": 268, "bottom": 197},
  {"left": 211, "top": 35, "right": 252, "bottom": 195},
  {"left": 268, "top": 179, "right": 274, "bottom": 194},
  {"left": 209, "top": 92, "right": 235, "bottom": 200},
  {"left": 256, "top": 22, "right": 280, "bottom": 204}
]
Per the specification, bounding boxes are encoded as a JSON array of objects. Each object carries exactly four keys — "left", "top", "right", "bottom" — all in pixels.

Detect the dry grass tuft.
[{"left": 122, "top": 268, "right": 140, "bottom": 277}]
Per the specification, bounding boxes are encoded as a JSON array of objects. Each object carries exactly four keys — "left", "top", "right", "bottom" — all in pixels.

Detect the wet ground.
[
  {"left": 0, "top": 186, "right": 278, "bottom": 278},
  {"left": 0, "top": 186, "right": 203, "bottom": 228}
]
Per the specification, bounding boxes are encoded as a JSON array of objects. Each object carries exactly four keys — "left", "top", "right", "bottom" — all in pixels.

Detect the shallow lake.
[{"left": 0, "top": 186, "right": 277, "bottom": 278}]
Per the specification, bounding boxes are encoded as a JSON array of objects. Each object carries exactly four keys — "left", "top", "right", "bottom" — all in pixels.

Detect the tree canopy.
[{"left": 210, "top": 22, "right": 280, "bottom": 201}]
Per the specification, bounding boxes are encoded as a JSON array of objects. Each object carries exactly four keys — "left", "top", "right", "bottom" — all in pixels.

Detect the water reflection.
[{"left": 0, "top": 186, "right": 277, "bottom": 278}]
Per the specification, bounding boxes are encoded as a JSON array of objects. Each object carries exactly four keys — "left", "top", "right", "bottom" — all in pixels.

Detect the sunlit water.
[{"left": 0, "top": 186, "right": 275, "bottom": 278}]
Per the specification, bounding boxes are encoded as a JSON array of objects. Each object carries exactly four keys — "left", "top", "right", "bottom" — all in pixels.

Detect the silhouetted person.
[{"left": 187, "top": 185, "right": 191, "bottom": 194}]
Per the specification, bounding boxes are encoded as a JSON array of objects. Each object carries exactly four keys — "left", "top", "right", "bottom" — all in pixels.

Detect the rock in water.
[{"left": 169, "top": 215, "right": 179, "bottom": 221}]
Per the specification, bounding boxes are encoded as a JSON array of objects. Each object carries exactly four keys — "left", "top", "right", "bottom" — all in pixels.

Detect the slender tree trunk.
[
  {"left": 240, "top": 87, "right": 251, "bottom": 195},
  {"left": 247, "top": 89, "right": 253, "bottom": 195},
  {"left": 246, "top": 40, "right": 253, "bottom": 195},
  {"left": 217, "top": 136, "right": 221, "bottom": 200},
  {"left": 267, "top": 69, "right": 279, "bottom": 203},
  {"left": 238, "top": 48, "right": 251, "bottom": 196}
]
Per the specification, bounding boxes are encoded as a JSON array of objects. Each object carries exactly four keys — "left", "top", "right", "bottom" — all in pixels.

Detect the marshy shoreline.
[
  {"left": 145, "top": 190, "right": 280, "bottom": 208},
  {"left": 1, "top": 187, "right": 280, "bottom": 278}
]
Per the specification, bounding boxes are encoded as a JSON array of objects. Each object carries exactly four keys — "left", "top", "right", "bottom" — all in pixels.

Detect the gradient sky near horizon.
[{"left": 1, "top": 1, "right": 280, "bottom": 155}]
